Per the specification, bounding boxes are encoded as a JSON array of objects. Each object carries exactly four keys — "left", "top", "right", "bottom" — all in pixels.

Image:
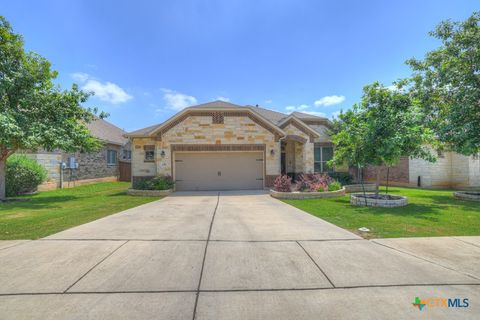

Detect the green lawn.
[
  {"left": 283, "top": 187, "right": 480, "bottom": 239},
  {"left": 0, "top": 182, "right": 159, "bottom": 240}
]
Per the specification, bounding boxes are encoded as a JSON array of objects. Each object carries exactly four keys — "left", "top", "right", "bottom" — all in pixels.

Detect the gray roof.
[
  {"left": 291, "top": 111, "right": 328, "bottom": 121},
  {"left": 126, "top": 100, "right": 329, "bottom": 136},
  {"left": 86, "top": 118, "right": 128, "bottom": 146}
]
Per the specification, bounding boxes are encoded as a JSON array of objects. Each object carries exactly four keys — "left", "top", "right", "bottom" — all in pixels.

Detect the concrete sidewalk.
[{"left": 0, "top": 191, "right": 478, "bottom": 319}]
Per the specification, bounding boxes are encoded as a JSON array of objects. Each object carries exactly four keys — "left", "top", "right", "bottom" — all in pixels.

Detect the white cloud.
[
  {"left": 162, "top": 89, "right": 198, "bottom": 111},
  {"left": 71, "top": 72, "right": 89, "bottom": 83},
  {"left": 215, "top": 96, "right": 230, "bottom": 102},
  {"left": 70, "top": 72, "right": 133, "bottom": 104},
  {"left": 83, "top": 79, "right": 133, "bottom": 104},
  {"left": 314, "top": 95, "right": 345, "bottom": 107},
  {"left": 285, "top": 104, "right": 309, "bottom": 112},
  {"left": 265, "top": 99, "right": 273, "bottom": 104}
]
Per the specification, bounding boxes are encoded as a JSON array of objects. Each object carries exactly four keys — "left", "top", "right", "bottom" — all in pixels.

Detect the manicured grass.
[
  {"left": 283, "top": 187, "right": 480, "bottom": 239},
  {"left": 0, "top": 182, "right": 159, "bottom": 240}
]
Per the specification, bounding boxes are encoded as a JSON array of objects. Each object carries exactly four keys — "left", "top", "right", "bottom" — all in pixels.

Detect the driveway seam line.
[
  {"left": 2, "top": 283, "right": 479, "bottom": 297},
  {"left": 63, "top": 240, "right": 129, "bottom": 293},
  {"left": 296, "top": 241, "right": 336, "bottom": 288},
  {"left": 192, "top": 192, "right": 220, "bottom": 320},
  {"left": 39, "top": 238, "right": 363, "bottom": 242},
  {"left": 0, "top": 240, "right": 31, "bottom": 251},
  {"left": 451, "top": 237, "right": 480, "bottom": 249},
  {"left": 371, "top": 240, "right": 480, "bottom": 281}
]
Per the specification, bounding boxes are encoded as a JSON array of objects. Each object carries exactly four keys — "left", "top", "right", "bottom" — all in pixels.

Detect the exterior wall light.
[
  {"left": 270, "top": 149, "right": 275, "bottom": 156},
  {"left": 160, "top": 150, "right": 166, "bottom": 157}
]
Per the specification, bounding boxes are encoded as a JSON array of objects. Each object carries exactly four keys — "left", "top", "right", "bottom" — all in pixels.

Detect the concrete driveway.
[{"left": 0, "top": 191, "right": 479, "bottom": 319}]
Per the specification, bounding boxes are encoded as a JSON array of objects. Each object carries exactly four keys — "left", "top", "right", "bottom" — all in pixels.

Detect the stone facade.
[
  {"left": 282, "top": 123, "right": 314, "bottom": 174},
  {"left": 22, "top": 143, "right": 125, "bottom": 190},
  {"left": 24, "top": 152, "right": 62, "bottom": 191},
  {"left": 132, "top": 114, "right": 282, "bottom": 187},
  {"left": 270, "top": 187, "right": 345, "bottom": 200},
  {"left": 62, "top": 144, "right": 121, "bottom": 181},
  {"left": 350, "top": 194, "right": 408, "bottom": 207}
]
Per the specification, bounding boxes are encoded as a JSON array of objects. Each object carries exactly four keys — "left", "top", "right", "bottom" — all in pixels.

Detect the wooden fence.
[{"left": 118, "top": 160, "right": 131, "bottom": 182}]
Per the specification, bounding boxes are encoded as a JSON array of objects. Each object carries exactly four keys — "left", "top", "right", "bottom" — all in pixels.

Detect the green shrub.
[
  {"left": 136, "top": 175, "right": 174, "bottom": 190},
  {"left": 327, "top": 172, "right": 353, "bottom": 186},
  {"left": 328, "top": 180, "right": 342, "bottom": 191},
  {"left": 6, "top": 155, "right": 47, "bottom": 197}
]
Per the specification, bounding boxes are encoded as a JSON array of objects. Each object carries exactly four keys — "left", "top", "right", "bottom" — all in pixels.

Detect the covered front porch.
[{"left": 280, "top": 135, "right": 334, "bottom": 181}]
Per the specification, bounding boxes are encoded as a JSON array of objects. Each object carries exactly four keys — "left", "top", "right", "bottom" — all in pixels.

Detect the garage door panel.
[{"left": 175, "top": 152, "right": 264, "bottom": 191}]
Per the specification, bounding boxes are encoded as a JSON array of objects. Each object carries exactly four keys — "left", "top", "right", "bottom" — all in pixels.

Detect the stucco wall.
[{"left": 131, "top": 114, "right": 282, "bottom": 180}]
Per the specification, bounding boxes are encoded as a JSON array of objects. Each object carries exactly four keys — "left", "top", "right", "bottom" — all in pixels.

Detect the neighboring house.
[
  {"left": 22, "top": 118, "right": 131, "bottom": 190},
  {"left": 359, "top": 152, "right": 480, "bottom": 189},
  {"left": 126, "top": 100, "right": 337, "bottom": 191}
]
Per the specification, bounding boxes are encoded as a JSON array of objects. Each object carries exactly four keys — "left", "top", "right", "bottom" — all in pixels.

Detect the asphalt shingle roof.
[
  {"left": 126, "top": 100, "right": 329, "bottom": 136},
  {"left": 86, "top": 118, "right": 128, "bottom": 146}
]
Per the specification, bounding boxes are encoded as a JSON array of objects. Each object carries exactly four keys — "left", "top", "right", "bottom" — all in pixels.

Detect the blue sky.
[{"left": 2, "top": 1, "right": 478, "bottom": 131}]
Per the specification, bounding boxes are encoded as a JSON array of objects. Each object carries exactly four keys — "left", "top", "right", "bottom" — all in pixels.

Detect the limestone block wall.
[
  {"left": 132, "top": 138, "right": 158, "bottom": 177},
  {"left": 409, "top": 154, "right": 452, "bottom": 187},
  {"left": 294, "top": 142, "right": 304, "bottom": 173},
  {"left": 24, "top": 152, "right": 62, "bottom": 188},
  {"left": 131, "top": 114, "right": 282, "bottom": 182},
  {"left": 282, "top": 123, "right": 314, "bottom": 173},
  {"left": 450, "top": 153, "right": 470, "bottom": 187},
  {"left": 408, "top": 151, "right": 478, "bottom": 188},
  {"left": 468, "top": 156, "right": 480, "bottom": 187}
]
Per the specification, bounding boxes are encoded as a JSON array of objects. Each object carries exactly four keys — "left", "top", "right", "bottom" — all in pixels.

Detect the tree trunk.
[
  {"left": 375, "top": 166, "right": 381, "bottom": 197},
  {"left": 359, "top": 165, "right": 368, "bottom": 206},
  {"left": 386, "top": 166, "right": 390, "bottom": 195},
  {"left": 0, "top": 159, "right": 5, "bottom": 201}
]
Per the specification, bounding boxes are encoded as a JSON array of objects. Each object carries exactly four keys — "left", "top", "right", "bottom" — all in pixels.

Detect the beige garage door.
[{"left": 174, "top": 152, "right": 264, "bottom": 191}]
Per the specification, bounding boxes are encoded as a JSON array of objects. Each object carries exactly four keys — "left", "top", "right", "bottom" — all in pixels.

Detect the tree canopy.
[
  {"left": 0, "top": 16, "right": 103, "bottom": 200},
  {"left": 406, "top": 12, "right": 480, "bottom": 156},
  {"left": 330, "top": 82, "right": 435, "bottom": 194}
]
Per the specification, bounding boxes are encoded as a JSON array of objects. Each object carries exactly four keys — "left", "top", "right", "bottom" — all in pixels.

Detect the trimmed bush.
[
  {"left": 273, "top": 175, "right": 292, "bottom": 192},
  {"left": 136, "top": 175, "right": 174, "bottom": 190},
  {"left": 6, "top": 155, "right": 47, "bottom": 197},
  {"left": 328, "top": 180, "right": 342, "bottom": 191},
  {"left": 327, "top": 172, "right": 353, "bottom": 186}
]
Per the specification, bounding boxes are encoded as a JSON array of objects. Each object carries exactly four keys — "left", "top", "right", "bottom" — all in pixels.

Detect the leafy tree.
[
  {"left": 330, "top": 82, "right": 435, "bottom": 197},
  {"left": 0, "top": 16, "right": 103, "bottom": 200},
  {"left": 406, "top": 12, "right": 480, "bottom": 156}
]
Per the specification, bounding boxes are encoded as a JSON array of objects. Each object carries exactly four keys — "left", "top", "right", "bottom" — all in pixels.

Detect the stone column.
[{"left": 303, "top": 142, "right": 314, "bottom": 173}]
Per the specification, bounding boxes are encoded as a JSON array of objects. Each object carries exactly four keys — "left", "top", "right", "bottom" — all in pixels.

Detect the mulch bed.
[{"left": 355, "top": 194, "right": 403, "bottom": 200}]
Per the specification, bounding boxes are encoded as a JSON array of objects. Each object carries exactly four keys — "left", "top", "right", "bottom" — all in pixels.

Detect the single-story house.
[
  {"left": 127, "top": 100, "right": 480, "bottom": 191},
  {"left": 126, "top": 100, "right": 336, "bottom": 191},
  {"left": 21, "top": 118, "right": 131, "bottom": 190}
]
